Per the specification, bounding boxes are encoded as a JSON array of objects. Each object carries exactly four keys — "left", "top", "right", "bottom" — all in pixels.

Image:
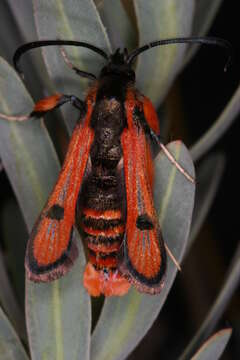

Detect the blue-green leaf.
[
  {"left": 191, "top": 328, "right": 232, "bottom": 360},
  {"left": 0, "top": 55, "right": 59, "bottom": 340},
  {"left": 0, "top": 56, "right": 59, "bottom": 230},
  {"left": 7, "top": 0, "right": 37, "bottom": 42},
  {"left": 134, "top": 0, "right": 195, "bottom": 106},
  {"left": 2, "top": 1, "right": 53, "bottom": 101},
  {"left": 95, "top": 0, "right": 136, "bottom": 51}
]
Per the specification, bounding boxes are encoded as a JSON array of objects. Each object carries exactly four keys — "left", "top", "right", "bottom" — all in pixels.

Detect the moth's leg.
[{"left": 0, "top": 94, "right": 86, "bottom": 122}]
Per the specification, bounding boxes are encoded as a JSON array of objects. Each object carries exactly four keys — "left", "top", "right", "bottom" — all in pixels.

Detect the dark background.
[{"left": 0, "top": 1, "right": 239, "bottom": 359}]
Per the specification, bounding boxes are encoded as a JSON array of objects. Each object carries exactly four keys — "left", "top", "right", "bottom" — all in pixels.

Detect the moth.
[{"left": 0, "top": 37, "right": 231, "bottom": 296}]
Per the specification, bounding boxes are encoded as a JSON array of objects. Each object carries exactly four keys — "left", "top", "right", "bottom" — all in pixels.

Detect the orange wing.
[
  {"left": 119, "top": 90, "right": 166, "bottom": 294},
  {"left": 25, "top": 102, "right": 94, "bottom": 282}
]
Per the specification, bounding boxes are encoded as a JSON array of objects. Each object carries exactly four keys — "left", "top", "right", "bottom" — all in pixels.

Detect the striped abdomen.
[
  {"left": 81, "top": 207, "right": 125, "bottom": 270},
  {"left": 81, "top": 172, "right": 131, "bottom": 296}
]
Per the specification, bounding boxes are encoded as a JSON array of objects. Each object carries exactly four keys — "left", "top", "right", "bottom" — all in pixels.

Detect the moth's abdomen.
[
  {"left": 82, "top": 205, "right": 130, "bottom": 297},
  {"left": 82, "top": 208, "right": 124, "bottom": 256}
]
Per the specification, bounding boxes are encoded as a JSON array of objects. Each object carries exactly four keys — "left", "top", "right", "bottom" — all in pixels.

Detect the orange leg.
[{"left": 0, "top": 93, "right": 86, "bottom": 121}]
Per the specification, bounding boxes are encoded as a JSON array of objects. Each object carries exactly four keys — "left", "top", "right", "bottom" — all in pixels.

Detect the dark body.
[{"left": 81, "top": 75, "right": 128, "bottom": 273}]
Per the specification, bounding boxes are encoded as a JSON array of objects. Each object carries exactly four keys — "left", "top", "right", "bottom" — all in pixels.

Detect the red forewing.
[
  {"left": 119, "top": 89, "right": 166, "bottom": 294},
  {"left": 25, "top": 99, "right": 95, "bottom": 282}
]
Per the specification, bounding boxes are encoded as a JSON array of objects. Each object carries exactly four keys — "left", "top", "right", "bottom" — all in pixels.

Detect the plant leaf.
[
  {"left": 0, "top": 55, "right": 59, "bottom": 339},
  {"left": 1, "top": 1, "right": 53, "bottom": 102},
  {"left": 94, "top": 0, "right": 136, "bottom": 51},
  {"left": 91, "top": 141, "right": 195, "bottom": 360},
  {"left": 191, "top": 328, "right": 232, "bottom": 360},
  {"left": 180, "top": 244, "right": 240, "bottom": 359},
  {"left": 7, "top": 0, "right": 37, "bottom": 43},
  {"left": 184, "top": 0, "right": 224, "bottom": 67},
  {"left": 0, "top": 2, "right": 22, "bottom": 62},
  {"left": 0, "top": 56, "right": 59, "bottom": 231},
  {"left": 190, "top": 83, "right": 240, "bottom": 162},
  {"left": 188, "top": 153, "right": 225, "bottom": 248},
  {"left": 134, "top": 0, "right": 195, "bottom": 106},
  {"left": 33, "top": 0, "right": 111, "bottom": 134},
  {"left": 0, "top": 306, "right": 29, "bottom": 360},
  {"left": 26, "top": 230, "right": 91, "bottom": 360}
]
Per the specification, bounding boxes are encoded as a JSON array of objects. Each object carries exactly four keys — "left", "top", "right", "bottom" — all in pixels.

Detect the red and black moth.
[{"left": 0, "top": 37, "right": 232, "bottom": 296}]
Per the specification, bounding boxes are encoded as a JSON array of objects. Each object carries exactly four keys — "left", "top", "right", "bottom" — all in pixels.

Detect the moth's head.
[{"left": 100, "top": 48, "right": 135, "bottom": 83}]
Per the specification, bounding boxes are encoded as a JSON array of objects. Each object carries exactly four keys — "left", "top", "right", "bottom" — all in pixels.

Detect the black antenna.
[
  {"left": 127, "top": 37, "right": 233, "bottom": 72},
  {"left": 13, "top": 40, "right": 109, "bottom": 79}
]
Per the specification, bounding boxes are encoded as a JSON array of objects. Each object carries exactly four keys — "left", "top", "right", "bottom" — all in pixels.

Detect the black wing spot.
[
  {"left": 136, "top": 214, "right": 154, "bottom": 230},
  {"left": 46, "top": 204, "right": 64, "bottom": 220}
]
